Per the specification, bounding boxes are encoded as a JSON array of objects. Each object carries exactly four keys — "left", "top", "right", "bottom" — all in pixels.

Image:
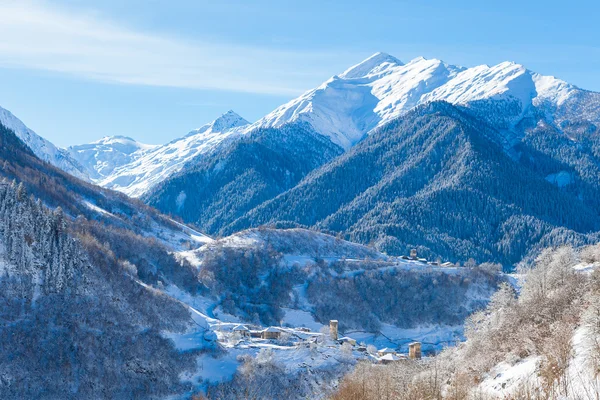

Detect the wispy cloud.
[{"left": 0, "top": 1, "right": 337, "bottom": 95}]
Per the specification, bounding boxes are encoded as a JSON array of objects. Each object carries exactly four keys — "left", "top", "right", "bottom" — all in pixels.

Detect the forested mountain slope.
[
  {"left": 141, "top": 54, "right": 600, "bottom": 267},
  {"left": 71, "top": 53, "right": 600, "bottom": 203},
  {"left": 0, "top": 180, "right": 216, "bottom": 399},
  {"left": 228, "top": 103, "right": 600, "bottom": 265},
  {"left": 144, "top": 122, "right": 343, "bottom": 234},
  {"left": 0, "top": 120, "right": 210, "bottom": 293}
]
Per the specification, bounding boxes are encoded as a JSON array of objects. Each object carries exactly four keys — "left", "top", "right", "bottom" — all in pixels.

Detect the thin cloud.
[{"left": 0, "top": 1, "right": 336, "bottom": 95}]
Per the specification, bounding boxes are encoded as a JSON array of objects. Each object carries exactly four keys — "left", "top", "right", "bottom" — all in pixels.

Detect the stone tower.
[
  {"left": 409, "top": 342, "right": 422, "bottom": 359},
  {"left": 330, "top": 320, "right": 339, "bottom": 340}
]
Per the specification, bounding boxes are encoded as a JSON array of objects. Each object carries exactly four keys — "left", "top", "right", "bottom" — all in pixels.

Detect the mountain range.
[
  {"left": 66, "top": 52, "right": 598, "bottom": 197},
  {"left": 9, "top": 52, "right": 600, "bottom": 265}
]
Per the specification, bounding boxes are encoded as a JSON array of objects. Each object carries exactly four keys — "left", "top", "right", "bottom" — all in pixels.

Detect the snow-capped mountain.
[
  {"left": 0, "top": 106, "right": 89, "bottom": 180},
  {"left": 82, "top": 110, "right": 249, "bottom": 197},
  {"left": 67, "top": 53, "right": 599, "bottom": 199},
  {"left": 68, "top": 135, "right": 158, "bottom": 181},
  {"left": 247, "top": 52, "right": 593, "bottom": 149}
]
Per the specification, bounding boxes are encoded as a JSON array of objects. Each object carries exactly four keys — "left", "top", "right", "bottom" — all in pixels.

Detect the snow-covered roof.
[
  {"left": 380, "top": 354, "right": 401, "bottom": 361},
  {"left": 378, "top": 347, "right": 396, "bottom": 353},
  {"left": 233, "top": 324, "right": 249, "bottom": 331},
  {"left": 263, "top": 327, "right": 281, "bottom": 332}
]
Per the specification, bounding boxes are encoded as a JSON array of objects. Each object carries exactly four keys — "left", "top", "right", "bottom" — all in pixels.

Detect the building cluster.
[
  {"left": 226, "top": 319, "right": 423, "bottom": 365},
  {"left": 401, "top": 248, "right": 454, "bottom": 267}
]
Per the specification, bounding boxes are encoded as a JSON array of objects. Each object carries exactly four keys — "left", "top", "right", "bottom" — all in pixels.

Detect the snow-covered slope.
[
  {"left": 246, "top": 52, "right": 591, "bottom": 149},
  {"left": 0, "top": 106, "right": 89, "bottom": 180},
  {"left": 195, "top": 227, "right": 387, "bottom": 262},
  {"left": 93, "top": 110, "right": 249, "bottom": 197},
  {"left": 68, "top": 135, "right": 158, "bottom": 180}
]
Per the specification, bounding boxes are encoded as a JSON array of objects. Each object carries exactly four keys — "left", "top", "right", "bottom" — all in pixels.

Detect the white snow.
[
  {"left": 68, "top": 135, "right": 158, "bottom": 181},
  {"left": 282, "top": 309, "right": 324, "bottom": 331},
  {"left": 532, "top": 73, "right": 576, "bottom": 106},
  {"left": 82, "top": 200, "right": 114, "bottom": 217},
  {"left": 476, "top": 324, "right": 600, "bottom": 398},
  {"left": 244, "top": 53, "right": 582, "bottom": 150},
  {"left": 478, "top": 357, "right": 540, "bottom": 397}
]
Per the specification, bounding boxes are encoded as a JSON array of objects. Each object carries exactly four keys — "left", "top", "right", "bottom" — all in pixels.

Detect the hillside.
[
  {"left": 179, "top": 227, "right": 502, "bottom": 337},
  {"left": 0, "top": 180, "right": 217, "bottom": 398},
  {"left": 332, "top": 244, "right": 600, "bottom": 400},
  {"left": 168, "top": 226, "right": 504, "bottom": 398}
]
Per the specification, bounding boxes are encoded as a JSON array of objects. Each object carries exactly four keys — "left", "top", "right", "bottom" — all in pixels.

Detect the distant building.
[
  {"left": 338, "top": 336, "right": 356, "bottom": 346},
  {"left": 409, "top": 342, "right": 422, "bottom": 359},
  {"left": 261, "top": 327, "right": 282, "bottom": 340},
  {"left": 232, "top": 325, "right": 250, "bottom": 337},
  {"left": 410, "top": 249, "right": 418, "bottom": 259},
  {"left": 330, "top": 320, "right": 339, "bottom": 340},
  {"left": 379, "top": 353, "right": 402, "bottom": 364},
  {"left": 441, "top": 262, "right": 454, "bottom": 268},
  {"left": 377, "top": 347, "right": 397, "bottom": 357}
]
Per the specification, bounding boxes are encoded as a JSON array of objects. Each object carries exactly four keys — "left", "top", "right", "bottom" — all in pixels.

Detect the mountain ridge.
[{"left": 0, "top": 105, "right": 89, "bottom": 180}]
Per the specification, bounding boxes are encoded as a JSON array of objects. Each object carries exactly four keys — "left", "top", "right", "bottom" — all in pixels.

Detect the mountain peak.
[
  {"left": 340, "top": 52, "right": 404, "bottom": 79},
  {"left": 189, "top": 110, "right": 250, "bottom": 136},
  {"left": 93, "top": 135, "right": 139, "bottom": 145}
]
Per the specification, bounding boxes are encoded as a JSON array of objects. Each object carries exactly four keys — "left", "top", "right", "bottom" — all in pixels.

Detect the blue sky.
[{"left": 0, "top": 0, "right": 598, "bottom": 147}]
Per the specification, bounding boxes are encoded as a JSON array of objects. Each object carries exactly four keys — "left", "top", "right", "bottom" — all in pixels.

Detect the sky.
[{"left": 0, "top": 0, "right": 598, "bottom": 147}]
